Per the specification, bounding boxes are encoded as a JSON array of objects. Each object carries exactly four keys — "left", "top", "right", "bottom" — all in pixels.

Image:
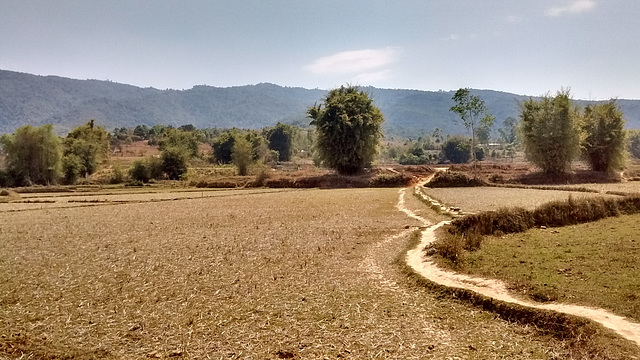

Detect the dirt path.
[{"left": 400, "top": 187, "right": 640, "bottom": 347}]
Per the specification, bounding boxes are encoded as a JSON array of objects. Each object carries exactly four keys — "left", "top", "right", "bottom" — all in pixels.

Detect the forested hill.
[{"left": 2, "top": 69, "right": 640, "bottom": 136}]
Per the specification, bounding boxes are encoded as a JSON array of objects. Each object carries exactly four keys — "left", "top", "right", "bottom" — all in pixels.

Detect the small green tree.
[
  {"left": 0, "top": 124, "right": 62, "bottom": 185},
  {"left": 129, "top": 156, "right": 163, "bottom": 183},
  {"left": 442, "top": 136, "right": 472, "bottom": 164},
  {"left": 211, "top": 130, "right": 237, "bottom": 164},
  {"left": 129, "top": 159, "right": 152, "bottom": 183},
  {"left": 161, "top": 147, "right": 189, "bottom": 180},
  {"left": 158, "top": 128, "right": 200, "bottom": 157},
  {"left": 133, "top": 124, "right": 150, "bottom": 139},
  {"left": 245, "top": 130, "right": 269, "bottom": 161},
  {"left": 307, "top": 85, "right": 384, "bottom": 175},
  {"left": 581, "top": 101, "right": 626, "bottom": 172},
  {"left": 62, "top": 120, "right": 110, "bottom": 182},
  {"left": 499, "top": 117, "right": 518, "bottom": 145},
  {"left": 628, "top": 130, "right": 640, "bottom": 159},
  {"left": 231, "top": 135, "right": 253, "bottom": 176},
  {"left": 520, "top": 91, "right": 581, "bottom": 176},
  {"left": 449, "top": 88, "right": 494, "bottom": 164}
]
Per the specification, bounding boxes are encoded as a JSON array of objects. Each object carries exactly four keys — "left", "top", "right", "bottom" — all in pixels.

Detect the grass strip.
[{"left": 402, "top": 231, "right": 640, "bottom": 359}]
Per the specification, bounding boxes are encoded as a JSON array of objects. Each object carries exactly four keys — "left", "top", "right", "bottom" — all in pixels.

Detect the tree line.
[
  {"left": 0, "top": 119, "right": 313, "bottom": 186},
  {"left": 0, "top": 85, "right": 637, "bottom": 187}
]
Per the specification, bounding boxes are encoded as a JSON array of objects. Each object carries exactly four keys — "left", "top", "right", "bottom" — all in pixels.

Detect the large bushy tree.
[
  {"left": 520, "top": 91, "right": 581, "bottom": 175},
  {"left": 307, "top": 85, "right": 384, "bottom": 175},
  {"left": 581, "top": 101, "right": 626, "bottom": 172},
  {"left": 0, "top": 124, "right": 62, "bottom": 185}
]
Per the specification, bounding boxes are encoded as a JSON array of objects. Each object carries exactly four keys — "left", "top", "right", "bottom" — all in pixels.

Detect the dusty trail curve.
[{"left": 400, "top": 187, "right": 640, "bottom": 348}]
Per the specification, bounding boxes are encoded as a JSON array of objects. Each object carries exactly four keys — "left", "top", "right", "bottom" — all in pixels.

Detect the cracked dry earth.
[
  {"left": 402, "top": 186, "right": 640, "bottom": 353},
  {"left": 0, "top": 187, "right": 572, "bottom": 359}
]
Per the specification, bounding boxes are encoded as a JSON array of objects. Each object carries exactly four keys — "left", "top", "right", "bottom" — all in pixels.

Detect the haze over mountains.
[{"left": 1, "top": 69, "right": 639, "bottom": 137}]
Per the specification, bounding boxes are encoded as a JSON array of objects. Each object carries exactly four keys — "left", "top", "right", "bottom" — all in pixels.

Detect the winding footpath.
[{"left": 399, "top": 186, "right": 640, "bottom": 348}]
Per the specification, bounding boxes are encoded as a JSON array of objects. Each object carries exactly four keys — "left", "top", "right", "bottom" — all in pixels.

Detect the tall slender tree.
[{"left": 449, "top": 88, "right": 494, "bottom": 167}]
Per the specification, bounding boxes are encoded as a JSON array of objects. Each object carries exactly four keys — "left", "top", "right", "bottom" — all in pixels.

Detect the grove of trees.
[{"left": 520, "top": 91, "right": 627, "bottom": 175}]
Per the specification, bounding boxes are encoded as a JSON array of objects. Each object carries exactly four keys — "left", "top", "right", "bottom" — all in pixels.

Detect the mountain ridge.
[{"left": 1, "top": 69, "right": 639, "bottom": 136}]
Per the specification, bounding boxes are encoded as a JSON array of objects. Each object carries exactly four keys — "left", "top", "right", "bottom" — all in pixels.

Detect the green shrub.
[
  {"left": 129, "top": 159, "right": 151, "bottom": 183},
  {"left": 399, "top": 153, "right": 431, "bottom": 165},
  {"left": 442, "top": 136, "right": 471, "bottom": 164},
  {"left": 161, "top": 147, "right": 189, "bottom": 180},
  {"left": 110, "top": 166, "right": 125, "bottom": 184},
  {"left": 61, "top": 154, "right": 84, "bottom": 184},
  {"left": 0, "top": 169, "right": 11, "bottom": 187},
  {"left": 369, "top": 173, "right": 412, "bottom": 187},
  {"left": 129, "top": 156, "right": 164, "bottom": 183}
]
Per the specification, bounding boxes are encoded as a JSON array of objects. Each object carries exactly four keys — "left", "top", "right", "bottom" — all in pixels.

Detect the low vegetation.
[
  {"left": 462, "top": 214, "right": 640, "bottom": 322},
  {"left": 432, "top": 195, "right": 640, "bottom": 264},
  {"left": 448, "top": 195, "right": 640, "bottom": 238},
  {"left": 426, "top": 170, "right": 486, "bottom": 187}
]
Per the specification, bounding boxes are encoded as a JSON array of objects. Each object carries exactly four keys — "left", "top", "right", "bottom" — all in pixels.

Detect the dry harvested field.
[
  {"left": 421, "top": 186, "right": 619, "bottom": 213},
  {"left": 0, "top": 188, "right": 295, "bottom": 212},
  {"left": 0, "top": 187, "right": 577, "bottom": 359}
]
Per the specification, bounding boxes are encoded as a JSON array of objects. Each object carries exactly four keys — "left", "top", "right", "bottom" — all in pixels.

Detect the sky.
[{"left": 1, "top": 0, "right": 639, "bottom": 100}]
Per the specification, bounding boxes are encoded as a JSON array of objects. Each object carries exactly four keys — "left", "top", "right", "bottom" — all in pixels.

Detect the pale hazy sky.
[{"left": 1, "top": 0, "right": 639, "bottom": 99}]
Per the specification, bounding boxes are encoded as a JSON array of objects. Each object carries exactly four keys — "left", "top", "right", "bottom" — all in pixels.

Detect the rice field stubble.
[{"left": 1, "top": 188, "right": 569, "bottom": 359}]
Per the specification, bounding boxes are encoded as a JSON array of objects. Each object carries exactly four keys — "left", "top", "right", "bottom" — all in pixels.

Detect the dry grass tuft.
[{"left": 426, "top": 171, "right": 486, "bottom": 188}]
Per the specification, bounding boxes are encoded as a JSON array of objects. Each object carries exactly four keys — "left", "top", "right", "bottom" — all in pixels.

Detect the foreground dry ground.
[{"left": 1, "top": 188, "right": 574, "bottom": 359}]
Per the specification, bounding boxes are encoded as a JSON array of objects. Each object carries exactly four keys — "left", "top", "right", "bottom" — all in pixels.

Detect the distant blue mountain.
[{"left": 1, "top": 69, "right": 639, "bottom": 136}]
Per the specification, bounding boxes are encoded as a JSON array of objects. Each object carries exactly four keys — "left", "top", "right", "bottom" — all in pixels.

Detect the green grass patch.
[{"left": 461, "top": 214, "right": 640, "bottom": 323}]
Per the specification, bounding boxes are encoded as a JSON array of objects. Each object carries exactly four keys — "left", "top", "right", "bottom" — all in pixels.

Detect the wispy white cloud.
[
  {"left": 354, "top": 70, "right": 392, "bottom": 83},
  {"left": 305, "top": 48, "right": 398, "bottom": 76},
  {"left": 545, "top": 0, "right": 596, "bottom": 17}
]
